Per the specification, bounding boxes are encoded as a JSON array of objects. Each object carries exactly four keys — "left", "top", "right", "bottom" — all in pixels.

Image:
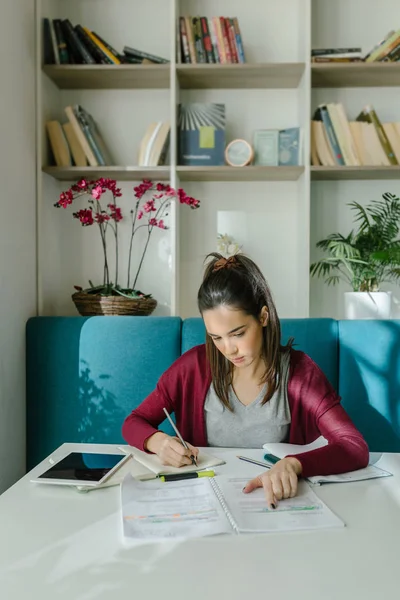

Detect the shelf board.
[
  {"left": 42, "top": 166, "right": 171, "bottom": 181},
  {"left": 311, "top": 166, "right": 400, "bottom": 181},
  {"left": 177, "top": 166, "right": 304, "bottom": 182},
  {"left": 312, "top": 62, "right": 400, "bottom": 88},
  {"left": 42, "top": 64, "right": 170, "bottom": 90},
  {"left": 177, "top": 63, "right": 305, "bottom": 89}
]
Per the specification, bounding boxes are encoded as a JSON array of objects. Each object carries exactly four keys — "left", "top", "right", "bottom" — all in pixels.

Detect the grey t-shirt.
[{"left": 204, "top": 352, "right": 291, "bottom": 448}]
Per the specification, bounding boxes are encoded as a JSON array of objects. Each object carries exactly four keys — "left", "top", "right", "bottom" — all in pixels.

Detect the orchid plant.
[{"left": 55, "top": 178, "right": 200, "bottom": 298}]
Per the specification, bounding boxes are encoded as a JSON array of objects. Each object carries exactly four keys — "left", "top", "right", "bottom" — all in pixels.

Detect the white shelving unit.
[{"left": 36, "top": 0, "right": 400, "bottom": 319}]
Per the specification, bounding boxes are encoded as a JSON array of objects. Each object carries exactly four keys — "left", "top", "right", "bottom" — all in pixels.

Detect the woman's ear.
[{"left": 260, "top": 306, "right": 269, "bottom": 327}]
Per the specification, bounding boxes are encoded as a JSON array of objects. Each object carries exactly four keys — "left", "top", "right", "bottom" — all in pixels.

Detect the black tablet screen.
[{"left": 38, "top": 452, "right": 126, "bottom": 482}]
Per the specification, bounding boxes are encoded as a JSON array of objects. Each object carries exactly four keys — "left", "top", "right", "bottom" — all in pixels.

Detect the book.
[
  {"left": 43, "top": 18, "right": 55, "bottom": 64},
  {"left": 311, "top": 47, "right": 362, "bottom": 56},
  {"left": 313, "top": 105, "right": 345, "bottom": 165},
  {"left": 138, "top": 122, "right": 170, "bottom": 167},
  {"left": 46, "top": 121, "right": 72, "bottom": 167},
  {"left": 178, "top": 103, "right": 226, "bottom": 166},
  {"left": 75, "top": 105, "right": 114, "bottom": 166},
  {"left": 121, "top": 474, "right": 344, "bottom": 542},
  {"left": 253, "top": 130, "right": 279, "bottom": 166},
  {"left": 64, "top": 105, "right": 98, "bottom": 166},
  {"left": 53, "top": 19, "right": 70, "bottom": 64},
  {"left": 62, "top": 122, "right": 87, "bottom": 167},
  {"left": 262, "top": 437, "right": 393, "bottom": 485},
  {"left": 119, "top": 446, "right": 225, "bottom": 478},
  {"left": 123, "top": 45, "right": 169, "bottom": 64},
  {"left": 278, "top": 127, "right": 303, "bottom": 166},
  {"left": 356, "top": 105, "right": 398, "bottom": 165}
]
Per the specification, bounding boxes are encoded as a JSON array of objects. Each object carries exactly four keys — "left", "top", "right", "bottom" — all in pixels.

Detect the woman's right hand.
[{"left": 145, "top": 432, "right": 199, "bottom": 467}]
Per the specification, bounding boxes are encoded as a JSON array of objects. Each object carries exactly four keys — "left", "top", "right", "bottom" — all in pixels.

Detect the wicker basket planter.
[{"left": 72, "top": 292, "right": 157, "bottom": 316}]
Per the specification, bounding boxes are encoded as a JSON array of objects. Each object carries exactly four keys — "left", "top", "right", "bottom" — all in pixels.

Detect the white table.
[{"left": 0, "top": 444, "right": 399, "bottom": 600}]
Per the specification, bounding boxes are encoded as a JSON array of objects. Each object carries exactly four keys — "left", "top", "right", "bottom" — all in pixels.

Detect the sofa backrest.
[
  {"left": 182, "top": 317, "right": 339, "bottom": 390},
  {"left": 338, "top": 320, "right": 400, "bottom": 452},
  {"left": 26, "top": 316, "right": 180, "bottom": 468},
  {"left": 26, "top": 316, "right": 400, "bottom": 468}
]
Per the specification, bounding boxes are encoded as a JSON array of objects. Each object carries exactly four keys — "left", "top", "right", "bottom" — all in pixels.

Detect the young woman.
[{"left": 122, "top": 253, "right": 369, "bottom": 509}]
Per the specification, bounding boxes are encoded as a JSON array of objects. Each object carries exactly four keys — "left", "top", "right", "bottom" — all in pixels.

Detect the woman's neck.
[{"left": 232, "top": 355, "right": 266, "bottom": 383}]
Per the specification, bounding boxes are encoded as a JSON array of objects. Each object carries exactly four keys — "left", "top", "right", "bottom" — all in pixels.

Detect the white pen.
[{"left": 162, "top": 407, "right": 198, "bottom": 466}]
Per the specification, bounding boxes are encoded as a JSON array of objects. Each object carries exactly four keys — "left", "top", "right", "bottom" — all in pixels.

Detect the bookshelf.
[
  {"left": 36, "top": 0, "right": 400, "bottom": 320},
  {"left": 312, "top": 62, "right": 400, "bottom": 88},
  {"left": 43, "top": 64, "right": 170, "bottom": 90}
]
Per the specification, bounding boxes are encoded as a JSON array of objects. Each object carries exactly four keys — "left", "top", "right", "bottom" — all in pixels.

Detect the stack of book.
[
  {"left": 311, "top": 29, "right": 400, "bottom": 63},
  {"left": 43, "top": 18, "right": 169, "bottom": 65},
  {"left": 178, "top": 16, "right": 245, "bottom": 64},
  {"left": 311, "top": 103, "right": 400, "bottom": 167},
  {"left": 46, "top": 105, "right": 114, "bottom": 168}
]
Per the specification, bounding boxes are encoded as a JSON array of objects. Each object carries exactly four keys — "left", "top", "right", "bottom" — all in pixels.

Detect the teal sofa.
[{"left": 26, "top": 317, "right": 400, "bottom": 469}]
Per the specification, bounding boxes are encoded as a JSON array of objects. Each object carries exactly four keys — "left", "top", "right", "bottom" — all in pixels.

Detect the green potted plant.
[
  {"left": 55, "top": 178, "right": 200, "bottom": 316},
  {"left": 310, "top": 192, "right": 400, "bottom": 319}
]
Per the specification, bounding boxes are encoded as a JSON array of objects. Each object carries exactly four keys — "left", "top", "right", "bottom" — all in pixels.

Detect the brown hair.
[{"left": 197, "top": 252, "right": 292, "bottom": 409}]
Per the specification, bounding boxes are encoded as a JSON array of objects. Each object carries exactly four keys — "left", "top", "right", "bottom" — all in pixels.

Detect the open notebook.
[
  {"left": 121, "top": 474, "right": 344, "bottom": 542},
  {"left": 262, "top": 437, "right": 392, "bottom": 485},
  {"left": 118, "top": 446, "right": 225, "bottom": 479}
]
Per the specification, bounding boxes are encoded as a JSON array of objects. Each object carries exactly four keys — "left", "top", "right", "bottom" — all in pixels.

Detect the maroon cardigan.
[{"left": 122, "top": 345, "right": 369, "bottom": 477}]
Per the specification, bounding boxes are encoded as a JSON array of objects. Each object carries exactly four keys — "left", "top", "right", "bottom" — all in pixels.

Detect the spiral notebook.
[{"left": 121, "top": 473, "right": 344, "bottom": 542}]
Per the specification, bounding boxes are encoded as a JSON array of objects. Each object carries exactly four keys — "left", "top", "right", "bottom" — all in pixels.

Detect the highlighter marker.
[{"left": 159, "top": 470, "right": 215, "bottom": 482}]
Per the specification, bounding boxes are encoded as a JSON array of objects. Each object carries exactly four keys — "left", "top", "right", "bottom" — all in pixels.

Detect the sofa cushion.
[
  {"left": 181, "top": 318, "right": 339, "bottom": 390},
  {"left": 339, "top": 320, "right": 400, "bottom": 452}
]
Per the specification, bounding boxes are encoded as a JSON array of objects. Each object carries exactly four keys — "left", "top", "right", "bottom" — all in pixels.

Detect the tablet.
[{"left": 30, "top": 451, "right": 131, "bottom": 487}]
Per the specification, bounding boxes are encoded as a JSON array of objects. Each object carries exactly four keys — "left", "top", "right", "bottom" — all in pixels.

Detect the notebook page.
[
  {"left": 307, "top": 464, "right": 392, "bottom": 485},
  {"left": 213, "top": 477, "right": 344, "bottom": 533},
  {"left": 121, "top": 474, "right": 232, "bottom": 542},
  {"left": 262, "top": 436, "right": 328, "bottom": 458},
  {"left": 119, "top": 446, "right": 225, "bottom": 476}
]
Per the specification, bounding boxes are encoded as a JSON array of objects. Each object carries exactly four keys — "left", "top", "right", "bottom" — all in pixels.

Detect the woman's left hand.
[{"left": 242, "top": 457, "right": 302, "bottom": 509}]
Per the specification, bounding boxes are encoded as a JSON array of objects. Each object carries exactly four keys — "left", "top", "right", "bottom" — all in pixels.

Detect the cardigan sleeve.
[
  {"left": 287, "top": 352, "right": 369, "bottom": 478},
  {"left": 121, "top": 364, "right": 177, "bottom": 451}
]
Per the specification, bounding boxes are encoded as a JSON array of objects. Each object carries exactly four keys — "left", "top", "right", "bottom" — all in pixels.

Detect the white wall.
[{"left": 0, "top": 1, "right": 37, "bottom": 493}]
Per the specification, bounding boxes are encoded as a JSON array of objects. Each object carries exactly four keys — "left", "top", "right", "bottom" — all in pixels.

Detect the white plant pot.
[{"left": 344, "top": 291, "right": 392, "bottom": 320}]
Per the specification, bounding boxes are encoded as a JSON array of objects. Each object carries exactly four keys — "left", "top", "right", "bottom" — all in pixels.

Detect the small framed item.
[
  {"left": 225, "top": 139, "right": 254, "bottom": 167},
  {"left": 30, "top": 451, "right": 131, "bottom": 487}
]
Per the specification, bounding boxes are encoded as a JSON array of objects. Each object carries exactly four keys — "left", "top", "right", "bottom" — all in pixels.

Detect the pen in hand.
[{"left": 162, "top": 407, "right": 198, "bottom": 466}]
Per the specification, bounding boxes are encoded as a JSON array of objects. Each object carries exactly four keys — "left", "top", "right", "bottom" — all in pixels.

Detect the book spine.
[
  {"left": 123, "top": 45, "right": 169, "bottom": 64},
  {"left": 64, "top": 106, "right": 98, "bottom": 166},
  {"left": 227, "top": 18, "right": 239, "bottom": 63},
  {"left": 179, "top": 17, "right": 191, "bottom": 63},
  {"left": 213, "top": 17, "right": 226, "bottom": 63},
  {"left": 317, "top": 106, "right": 345, "bottom": 165},
  {"left": 208, "top": 18, "right": 219, "bottom": 63},
  {"left": 192, "top": 17, "right": 206, "bottom": 63},
  {"left": 49, "top": 20, "right": 60, "bottom": 64},
  {"left": 92, "top": 32, "right": 122, "bottom": 61},
  {"left": 43, "top": 18, "right": 55, "bottom": 64},
  {"left": 53, "top": 19, "right": 70, "bottom": 64},
  {"left": 85, "top": 29, "right": 120, "bottom": 64},
  {"left": 74, "top": 106, "right": 106, "bottom": 166},
  {"left": 220, "top": 17, "right": 232, "bottom": 63},
  {"left": 358, "top": 107, "right": 398, "bottom": 165},
  {"left": 366, "top": 31, "right": 400, "bottom": 62},
  {"left": 232, "top": 18, "right": 245, "bottom": 63},
  {"left": 63, "top": 19, "right": 96, "bottom": 64},
  {"left": 59, "top": 20, "right": 77, "bottom": 63},
  {"left": 75, "top": 25, "right": 109, "bottom": 64},
  {"left": 200, "top": 17, "right": 215, "bottom": 63}
]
